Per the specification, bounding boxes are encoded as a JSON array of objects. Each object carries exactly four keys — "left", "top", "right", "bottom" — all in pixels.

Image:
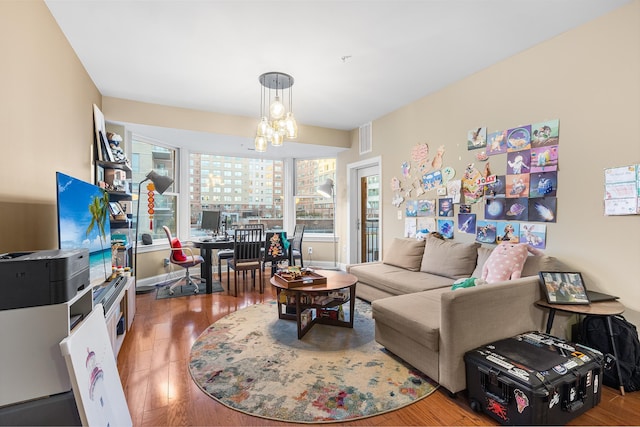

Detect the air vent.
[{"left": 359, "top": 122, "right": 372, "bottom": 155}]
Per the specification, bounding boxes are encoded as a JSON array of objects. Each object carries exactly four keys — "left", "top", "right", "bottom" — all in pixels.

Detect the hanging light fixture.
[{"left": 255, "top": 72, "right": 297, "bottom": 152}]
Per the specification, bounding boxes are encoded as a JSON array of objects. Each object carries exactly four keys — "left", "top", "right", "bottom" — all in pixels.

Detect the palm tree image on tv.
[
  {"left": 87, "top": 191, "right": 111, "bottom": 280},
  {"left": 57, "top": 172, "right": 112, "bottom": 286}
]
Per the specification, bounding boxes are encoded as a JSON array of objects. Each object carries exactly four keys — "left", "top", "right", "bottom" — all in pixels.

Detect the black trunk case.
[{"left": 464, "top": 332, "right": 603, "bottom": 425}]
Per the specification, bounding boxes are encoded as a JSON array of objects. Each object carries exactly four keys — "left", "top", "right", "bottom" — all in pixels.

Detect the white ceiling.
[{"left": 45, "top": 0, "right": 630, "bottom": 158}]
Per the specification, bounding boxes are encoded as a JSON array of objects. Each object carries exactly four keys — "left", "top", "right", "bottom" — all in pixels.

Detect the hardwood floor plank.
[{"left": 118, "top": 276, "right": 640, "bottom": 426}]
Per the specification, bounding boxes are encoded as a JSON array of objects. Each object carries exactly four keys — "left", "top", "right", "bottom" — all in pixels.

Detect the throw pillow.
[
  {"left": 170, "top": 237, "right": 187, "bottom": 262},
  {"left": 420, "top": 235, "right": 480, "bottom": 279},
  {"left": 481, "top": 243, "right": 529, "bottom": 283},
  {"left": 382, "top": 238, "right": 426, "bottom": 271}
]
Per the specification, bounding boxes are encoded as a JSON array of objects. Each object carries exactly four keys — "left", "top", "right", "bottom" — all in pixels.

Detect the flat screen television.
[
  {"left": 56, "top": 172, "right": 112, "bottom": 287},
  {"left": 201, "top": 210, "right": 221, "bottom": 234}
]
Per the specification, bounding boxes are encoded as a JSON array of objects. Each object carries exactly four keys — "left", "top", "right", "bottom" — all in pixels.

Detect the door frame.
[{"left": 346, "top": 156, "right": 382, "bottom": 265}]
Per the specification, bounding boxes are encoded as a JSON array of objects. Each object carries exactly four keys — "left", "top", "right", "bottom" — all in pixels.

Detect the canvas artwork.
[
  {"left": 506, "top": 125, "right": 531, "bottom": 152},
  {"left": 438, "top": 198, "right": 454, "bottom": 217},
  {"left": 507, "top": 150, "right": 531, "bottom": 175},
  {"left": 484, "top": 175, "right": 506, "bottom": 199},
  {"left": 529, "top": 171, "right": 558, "bottom": 198},
  {"left": 418, "top": 199, "right": 436, "bottom": 217},
  {"left": 486, "top": 130, "right": 507, "bottom": 156},
  {"left": 417, "top": 217, "right": 437, "bottom": 238},
  {"left": 520, "top": 223, "right": 547, "bottom": 249},
  {"left": 496, "top": 222, "right": 520, "bottom": 244},
  {"left": 475, "top": 220, "right": 497, "bottom": 244},
  {"left": 505, "top": 197, "right": 529, "bottom": 221},
  {"left": 528, "top": 197, "right": 557, "bottom": 222},
  {"left": 530, "top": 146, "right": 558, "bottom": 173},
  {"left": 437, "top": 219, "right": 454, "bottom": 239},
  {"left": 405, "top": 200, "right": 418, "bottom": 217},
  {"left": 506, "top": 173, "right": 530, "bottom": 198},
  {"left": 530, "top": 119, "right": 560, "bottom": 148},
  {"left": 484, "top": 198, "right": 507, "bottom": 220},
  {"left": 467, "top": 127, "right": 487, "bottom": 150},
  {"left": 458, "top": 213, "right": 476, "bottom": 234}
]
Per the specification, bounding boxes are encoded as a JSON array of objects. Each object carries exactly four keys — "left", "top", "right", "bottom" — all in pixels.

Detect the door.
[{"left": 357, "top": 166, "right": 380, "bottom": 263}]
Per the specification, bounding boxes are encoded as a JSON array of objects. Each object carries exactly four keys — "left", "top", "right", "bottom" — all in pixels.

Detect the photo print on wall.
[
  {"left": 507, "top": 150, "right": 531, "bottom": 175},
  {"left": 485, "top": 198, "right": 507, "bottom": 221},
  {"left": 505, "top": 197, "right": 529, "bottom": 221},
  {"left": 506, "top": 174, "right": 530, "bottom": 198},
  {"left": 496, "top": 222, "right": 520, "bottom": 244},
  {"left": 458, "top": 213, "right": 476, "bottom": 234},
  {"left": 531, "top": 119, "right": 559, "bottom": 148},
  {"left": 529, "top": 171, "right": 558, "bottom": 198},
  {"left": 467, "top": 127, "right": 487, "bottom": 150},
  {"left": 438, "top": 219, "right": 455, "bottom": 239},
  {"left": 506, "top": 125, "right": 532, "bottom": 152},
  {"left": 405, "top": 200, "right": 418, "bottom": 217},
  {"left": 530, "top": 146, "right": 558, "bottom": 173},
  {"left": 418, "top": 199, "right": 436, "bottom": 217},
  {"left": 476, "top": 220, "right": 497, "bottom": 244},
  {"left": 528, "top": 197, "right": 557, "bottom": 222},
  {"left": 439, "top": 198, "right": 454, "bottom": 217},
  {"left": 520, "top": 223, "right": 547, "bottom": 249},
  {"left": 486, "top": 130, "right": 508, "bottom": 156}
]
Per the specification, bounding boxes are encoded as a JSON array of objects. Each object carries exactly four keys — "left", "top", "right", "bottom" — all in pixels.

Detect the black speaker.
[{"left": 141, "top": 233, "right": 153, "bottom": 245}]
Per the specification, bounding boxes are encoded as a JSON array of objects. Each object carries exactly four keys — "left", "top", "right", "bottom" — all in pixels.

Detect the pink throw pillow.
[
  {"left": 171, "top": 238, "right": 187, "bottom": 262},
  {"left": 481, "top": 243, "right": 529, "bottom": 283}
]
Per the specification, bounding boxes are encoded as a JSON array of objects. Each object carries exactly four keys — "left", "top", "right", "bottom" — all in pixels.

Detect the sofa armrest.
[{"left": 438, "top": 276, "right": 546, "bottom": 393}]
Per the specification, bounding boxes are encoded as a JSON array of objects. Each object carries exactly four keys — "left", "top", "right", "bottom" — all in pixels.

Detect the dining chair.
[
  {"left": 263, "top": 231, "right": 289, "bottom": 277},
  {"left": 290, "top": 224, "right": 305, "bottom": 267},
  {"left": 227, "top": 227, "right": 264, "bottom": 297},
  {"left": 217, "top": 223, "right": 264, "bottom": 281},
  {"left": 163, "top": 226, "right": 204, "bottom": 295}
]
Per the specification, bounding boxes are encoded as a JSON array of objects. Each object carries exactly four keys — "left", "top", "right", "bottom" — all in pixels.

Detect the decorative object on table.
[
  {"left": 538, "top": 271, "right": 590, "bottom": 305},
  {"left": 317, "top": 178, "right": 338, "bottom": 269},
  {"left": 189, "top": 300, "right": 438, "bottom": 423},
  {"left": 106, "top": 132, "right": 129, "bottom": 165},
  {"left": 274, "top": 267, "right": 326, "bottom": 288},
  {"left": 134, "top": 171, "right": 174, "bottom": 293}
]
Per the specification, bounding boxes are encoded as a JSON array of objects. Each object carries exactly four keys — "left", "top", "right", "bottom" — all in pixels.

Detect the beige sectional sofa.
[{"left": 347, "top": 235, "right": 559, "bottom": 395}]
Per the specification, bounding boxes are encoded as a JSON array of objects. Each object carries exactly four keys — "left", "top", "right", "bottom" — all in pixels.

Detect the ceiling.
[{"left": 45, "top": 0, "right": 630, "bottom": 158}]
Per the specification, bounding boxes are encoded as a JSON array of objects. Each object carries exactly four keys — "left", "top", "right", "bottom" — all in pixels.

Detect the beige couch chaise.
[{"left": 347, "top": 235, "right": 559, "bottom": 394}]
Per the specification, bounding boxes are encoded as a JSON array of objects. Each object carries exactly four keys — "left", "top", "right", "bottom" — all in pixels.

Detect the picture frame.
[
  {"left": 109, "top": 201, "right": 126, "bottom": 220},
  {"left": 93, "top": 104, "right": 115, "bottom": 162},
  {"left": 538, "top": 271, "right": 590, "bottom": 305}
]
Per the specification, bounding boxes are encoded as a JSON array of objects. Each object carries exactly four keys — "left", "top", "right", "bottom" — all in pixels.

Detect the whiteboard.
[{"left": 59, "top": 304, "right": 132, "bottom": 427}]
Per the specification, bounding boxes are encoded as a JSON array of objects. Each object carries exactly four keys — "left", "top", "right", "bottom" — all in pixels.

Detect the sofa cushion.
[
  {"left": 372, "top": 290, "right": 446, "bottom": 352},
  {"left": 350, "top": 262, "right": 453, "bottom": 295},
  {"left": 420, "top": 235, "right": 480, "bottom": 279},
  {"left": 382, "top": 238, "right": 425, "bottom": 272},
  {"left": 471, "top": 246, "right": 493, "bottom": 278}
]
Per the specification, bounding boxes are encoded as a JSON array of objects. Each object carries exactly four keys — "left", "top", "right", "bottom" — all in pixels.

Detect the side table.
[{"left": 535, "top": 299, "right": 626, "bottom": 395}]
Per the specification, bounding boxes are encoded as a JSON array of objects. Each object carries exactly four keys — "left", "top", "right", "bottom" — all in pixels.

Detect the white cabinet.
[{"left": 0, "top": 276, "right": 136, "bottom": 407}]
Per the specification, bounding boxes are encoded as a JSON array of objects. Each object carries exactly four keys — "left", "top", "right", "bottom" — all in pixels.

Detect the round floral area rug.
[{"left": 189, "top": 299, "right": 438, "bottom": 423}]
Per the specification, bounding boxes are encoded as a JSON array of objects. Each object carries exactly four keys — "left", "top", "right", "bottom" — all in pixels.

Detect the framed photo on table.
[{"left": 538, "top": 271, "right": 590, "bottom": 305}]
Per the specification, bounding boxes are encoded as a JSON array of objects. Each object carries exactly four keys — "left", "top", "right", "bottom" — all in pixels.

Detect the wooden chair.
[
  {"left": 263, "top": 231, "right": 289, "bottom": 277},
  {"left": 227, "top": 227, "right": 264, "bottom": 296},
  {"left": 162, "top": 226, "right": 204, "bottom": 295},
  {"left": 290, "top": 224, "right": 305, "bottom": 267},
  {"left": 217, "top": 223, "right": 264, "bottom": 281}
]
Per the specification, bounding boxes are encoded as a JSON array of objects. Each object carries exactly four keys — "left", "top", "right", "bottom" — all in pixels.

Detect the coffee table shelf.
[{"left": 270, "top": 269, "right": 358, "bottom": 339}]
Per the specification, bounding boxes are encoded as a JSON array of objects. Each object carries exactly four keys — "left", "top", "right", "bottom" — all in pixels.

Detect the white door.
[{"left": 347, "top": 158, "right": 381, "bottom": 264}]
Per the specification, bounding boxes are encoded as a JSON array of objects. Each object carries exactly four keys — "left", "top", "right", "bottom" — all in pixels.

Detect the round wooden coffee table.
[{"left": 270, "top": 269, "right": 358, "bottom": 339}]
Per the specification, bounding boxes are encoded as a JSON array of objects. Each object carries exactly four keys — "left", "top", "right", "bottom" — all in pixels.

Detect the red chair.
[{"left": 163, "top": 226, "right": 204, "bottom": 295}]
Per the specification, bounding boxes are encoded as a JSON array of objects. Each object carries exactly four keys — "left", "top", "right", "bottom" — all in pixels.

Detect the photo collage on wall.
[{"left": 394, "top": 119, "right": 559, "bottom": 249}]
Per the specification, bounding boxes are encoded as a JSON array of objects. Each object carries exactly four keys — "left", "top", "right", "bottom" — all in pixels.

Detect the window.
[
  {"left": 294, "top": 159, "right": 336, "bottom": 234},
  {"left": 131, "top": 137, "right": 178, "bottom": 242},
  {"left": 189, "top": 153, "right": 284, "bottom": 237}
]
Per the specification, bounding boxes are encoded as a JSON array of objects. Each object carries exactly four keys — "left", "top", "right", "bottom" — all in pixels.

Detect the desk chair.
[
  {"left": 217, "top": 223, "right": 264, "bottom": 281},
  {"left": 290, "top": 224, "right": 305, "bottom": 267},
  {"left": 163, "top": 226, "right": 204, "bottom": 295},
  {"left": 263, "top": 231, "right": 289, "bottom": 277},
  {"left": 227, "top": 228, "right": 264, "bottom": 297}
]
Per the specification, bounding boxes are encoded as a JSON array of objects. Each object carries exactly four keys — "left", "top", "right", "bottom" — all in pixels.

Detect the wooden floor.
[{"left": 117, "top": 275, "right": 640, "bottom": 426}]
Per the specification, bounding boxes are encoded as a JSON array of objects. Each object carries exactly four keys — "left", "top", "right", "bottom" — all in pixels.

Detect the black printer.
[{"left": 0, "top": 249, "right": 90, "bottom": 311}]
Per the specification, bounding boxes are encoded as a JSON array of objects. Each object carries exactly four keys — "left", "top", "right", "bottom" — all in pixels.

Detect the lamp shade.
[
  {"left": 317, "top": 178, "right": 334, "bottom": 198},
  {"left": 145, "top": 171, "right": 174, "bottom": 194}
]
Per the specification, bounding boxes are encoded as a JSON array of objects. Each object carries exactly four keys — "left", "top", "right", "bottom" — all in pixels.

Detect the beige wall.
[
  {"left": 339, "top": 1, "right": 640, "bottom": 328},
  {"left": 0, "top": 0, "right": 101, "bottom": 253}
]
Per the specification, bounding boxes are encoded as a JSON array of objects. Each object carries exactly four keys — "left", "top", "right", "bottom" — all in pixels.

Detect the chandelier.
[{"left": 254, "top": 72, "right": 298, "bottom": 152}]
